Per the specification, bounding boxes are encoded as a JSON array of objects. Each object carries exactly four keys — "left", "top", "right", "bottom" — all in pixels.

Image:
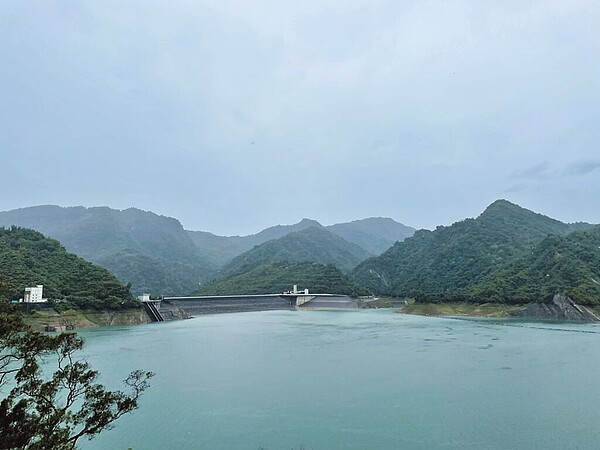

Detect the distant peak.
[
  {"left": 298, "top": 218, "right": 323, "bottom": 227},
  {"left": 478, "top": 199, "right": 565, "bottom": 226},
  {"left": 486, "top": 199, "right": 519, "bottom": 209},
  {"left": 480, "top": 199, "right": 524, "bottom": 215}
]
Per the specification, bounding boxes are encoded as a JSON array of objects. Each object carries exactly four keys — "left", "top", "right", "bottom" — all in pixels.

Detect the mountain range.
[
  {"left": 0, "top": 206, "right": 414, "bottom": 295},
  {"left": 0, "top": 206, "right": 216, "bottom": 295},
  {"left": 187, "top": 217, "right": 414, "bottom": 267},
  {"left": 3, "top": 200, "right": 597, "bottom": 307},
  {"left": 219, "top": 199, "right": 599, "bottom": 304}
]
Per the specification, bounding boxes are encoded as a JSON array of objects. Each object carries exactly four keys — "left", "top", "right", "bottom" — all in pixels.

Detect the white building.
[{"left": 22, "top": 285, "right": 48, "bottom": 303}]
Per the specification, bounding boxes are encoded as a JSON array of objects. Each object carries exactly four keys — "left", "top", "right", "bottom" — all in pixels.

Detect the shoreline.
[
  {"left": 24, "top": 298, "right": 600, "bottom": 332},
  {"left": 24, "top": 307, "right": 150, "bottom": 332},
  {"left": 398, "top": 299, "right": 600, "bottom": 323},
  {"left": 398, "top": 302, "right": 526, "bottom": 318}
]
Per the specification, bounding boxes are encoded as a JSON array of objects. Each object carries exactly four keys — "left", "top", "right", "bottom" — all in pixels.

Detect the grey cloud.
[
  {"left": 510, "top": 162, "right": 552, "bottom": 181},
  {"left": 563, "top": 160, "right": 600, "bottom": 176},
  {"left": 1, "top": 1, "right": 600, "bottom": 234}
]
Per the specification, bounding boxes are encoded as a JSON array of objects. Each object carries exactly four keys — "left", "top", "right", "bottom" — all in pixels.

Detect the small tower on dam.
[{"left": 281, "top": 285, "right": 357, "bottom": 309}]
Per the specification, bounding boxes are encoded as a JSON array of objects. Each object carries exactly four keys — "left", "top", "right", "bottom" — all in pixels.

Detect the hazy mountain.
[
  {"left": 0, "top": 206, "right": 414, "bottom": 295},
  {"left": 351, "top": 199, "right": 594, "bottom": 300},
  {"left": 187, "top": 218, "right": 323, "bottom": 267},
  {"left": 327, "top": 217, "right": 415, "bottom": 255},
  {"left": 221, "top": 226, "right": 373, "bottom": 276},
  {"left": 198, "top": 260, "right": 364, "bottom": 297},
  {"left": 188, "top": 217, "right": 412, "bottom": 267},
  {"left": 0, "top": 206, "right": 216, "bottom": 295},
  {"left": 466, "top": 224, "right": 600, "bottom": 305},
  {"left": 251, "top": 218, "right": 324, "bottom": 243},
  {"left": 0, "top": 227, "right": 135, "bottom": 309}
]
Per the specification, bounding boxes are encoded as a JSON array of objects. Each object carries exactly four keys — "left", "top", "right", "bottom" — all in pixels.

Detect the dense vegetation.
[
  {"left": 0, "top": 206, "right": 414, "bottom": 296},
  {"left": 0, "top": 206, "right": 216, "bottom": 295},
  {"left": 465, "top": 225, "right": 600, "bottom": 305},
  {"left": 221, "top": 226, "right": 372, "bottom": 276},
  {"left": 351, "top": 200, "right": 594, "bottom": 302},
  {"left": 199, "top": 261, "right": 365, "bottom": 296},
  {"left": 0, "top": 227, "right": 136, "bottom": 309}
]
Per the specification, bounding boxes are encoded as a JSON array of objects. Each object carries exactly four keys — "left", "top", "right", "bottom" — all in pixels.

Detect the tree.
[{"left": 0, "top": 303, "right": 153, "bottom": 449}]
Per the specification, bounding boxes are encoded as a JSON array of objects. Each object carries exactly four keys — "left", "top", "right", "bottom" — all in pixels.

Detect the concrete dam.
[{"left": 141, "top": 290, "right": 357, "bottom": 321}]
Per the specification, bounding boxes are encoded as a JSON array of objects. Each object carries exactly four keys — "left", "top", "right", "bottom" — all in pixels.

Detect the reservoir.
[{"left": 79, "top": 310, "right": 600, "bottom": 449}]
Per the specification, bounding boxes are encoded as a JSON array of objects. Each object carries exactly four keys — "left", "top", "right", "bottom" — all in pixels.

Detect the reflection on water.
[{"left": 80, "top": 310, "right": 600, "bottom": 450}]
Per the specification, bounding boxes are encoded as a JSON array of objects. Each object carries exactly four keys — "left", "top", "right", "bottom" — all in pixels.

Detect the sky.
[{"left": 1, "top": 0, "right": 599, "bottom": 236}]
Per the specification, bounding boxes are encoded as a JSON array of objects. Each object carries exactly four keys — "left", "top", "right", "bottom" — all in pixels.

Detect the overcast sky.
[{"left": 1, "top": 1, "right": 599, "bottom": 235}]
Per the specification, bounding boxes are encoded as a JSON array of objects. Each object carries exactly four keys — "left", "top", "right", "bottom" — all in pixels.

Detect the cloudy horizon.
[{"left": 2, "top": 1, "right": 599, "bottom": 235}]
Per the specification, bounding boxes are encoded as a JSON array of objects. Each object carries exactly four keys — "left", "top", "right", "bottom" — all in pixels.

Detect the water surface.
[{"left": 79, "top": 310, "right": 600, "bottom": 449}]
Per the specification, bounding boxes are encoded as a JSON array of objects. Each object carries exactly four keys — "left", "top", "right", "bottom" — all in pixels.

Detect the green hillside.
[
  {"left": 465, "top": 225, "right": 600, "bottom": 305},
  {"left": 198, "top": 261, "right": 364, "bottom": 296},
  {"left": 221, "top": 226, "right": 372, "bottom": 276},
  {"left": 351, "top": 200, "right": 594, "bottom": 301},
  {"left": 327, "top": 217, "right": 415, "bottom": 255},
  {"left": 0, "top": 206, "right": 216, "bottom": 295},
  {"left": 0, "top": 227, "right": 135, "bottom": 309},
  {"left": 187, "top": 218, "right": 325, "bottom": 267},
  {"left": 188, "top": 217, "right": 414, "bottom": 267}
]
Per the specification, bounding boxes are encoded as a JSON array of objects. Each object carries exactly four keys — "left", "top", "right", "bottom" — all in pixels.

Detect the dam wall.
[
  {"left": 160, "top": 295, "right": 294, "bottom": 318},
  {"left": 155, "top": 294, "right": 357, "bottom": 320}
]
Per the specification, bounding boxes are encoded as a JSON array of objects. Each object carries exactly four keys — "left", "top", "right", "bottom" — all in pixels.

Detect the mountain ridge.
[
  {"left": 221, "top": 226, "right": 373, "bottom": 277},
  {"left": 351, "top": 200, "right": 595, "bottom": 301},
  {"left": 188, "top": 216, "right": 415, "bottom": 267},
  {"left": 0, "top": 205, "right": 415, "bottom": 295}
]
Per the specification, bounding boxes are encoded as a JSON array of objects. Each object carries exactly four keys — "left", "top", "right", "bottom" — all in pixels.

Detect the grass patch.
[{"left": 400, "top": 302, "right": 525, "bottom": 318}]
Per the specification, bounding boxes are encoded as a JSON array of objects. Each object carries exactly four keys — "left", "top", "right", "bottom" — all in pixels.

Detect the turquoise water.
[{"left": 78, "top": 310, "right": 600, "bottom": 449}]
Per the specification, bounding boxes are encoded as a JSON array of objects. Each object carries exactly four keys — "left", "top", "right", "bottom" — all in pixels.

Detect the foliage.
[
  {"left": 351, "top": 200, "right": 595, "bottom": 302},
  {"left": 0, "top": 206, "right": 217, "bottom": 296},
  {"left": 222, "top": 226, "right": 372, "bottom": 276},
  {"left": 0, "top": 303, "right": 153, "bottom": 449},
  {"left": 465, "top": 225, "right": 600, "bottom": 305},
  {"left": 0, "top": 227, "right": 136, "bottom": 309},
  {"left": 199, "top": 261, "right": 366, "bottom": 297}
]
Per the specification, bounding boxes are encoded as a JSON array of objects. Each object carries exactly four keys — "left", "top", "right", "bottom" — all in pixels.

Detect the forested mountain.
[
  {"left": 0, "top": 227, "right": 135, "bottom": 309},
  {"left": 187, "top": 218, "right": 324, "bottom": 267},
  {"left": 0, "top": 206, "right": 413, "bottom": 295},
  {"left": 188, "top": 217, "right": 412, "bottom": 267},
  {"left": 327, "top": 217, "right": 415, "bottom": 255},
  {"left": 221, "top": 226, "right": 372, "bottom": 276},
  {"left": 0, "top": 206, "right": 216, "bottom": 295},
  {"left": 351, "top": 200, "right": 594, "bottom": 301},
  {"left": 198, "top": 261, "right": 364, "bottom": 296},
  {"left": 465, "top": 225, "right": 600, "bottom": 305}
]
